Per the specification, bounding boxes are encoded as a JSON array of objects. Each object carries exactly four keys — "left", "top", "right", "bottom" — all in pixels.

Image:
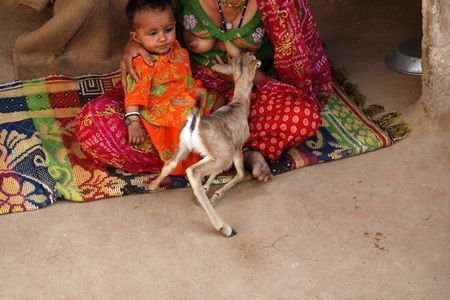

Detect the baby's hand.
[{"left": 127, "top": 120, "right": 147, "bottom": 146}]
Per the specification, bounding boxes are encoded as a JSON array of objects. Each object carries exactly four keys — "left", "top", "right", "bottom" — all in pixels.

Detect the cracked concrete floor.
[{"left": 1, "top": 0, "right": 449, "bottom": 299}]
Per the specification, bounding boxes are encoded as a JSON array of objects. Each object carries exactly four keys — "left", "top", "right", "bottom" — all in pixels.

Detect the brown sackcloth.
[
  {"left": 17, "top": 0, "right": 50, "bottom": 12},
  {"left": 13, "top": 0, "right": 129, "bottom": 80}
]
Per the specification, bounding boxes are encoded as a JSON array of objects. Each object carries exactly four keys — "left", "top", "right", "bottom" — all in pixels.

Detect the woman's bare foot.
[{"left": 244, "top": 150, "right": 273, "bottom": 182}]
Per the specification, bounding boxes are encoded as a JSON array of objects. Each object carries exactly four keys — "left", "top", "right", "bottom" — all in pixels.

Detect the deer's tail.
[{"left": 190, "top": 94, "right": 203, "bottom": 132}]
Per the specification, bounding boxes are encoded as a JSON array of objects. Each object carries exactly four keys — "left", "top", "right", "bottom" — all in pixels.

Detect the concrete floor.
[{"left": 1, "top": 1, "right": 449, "bottom": 299}]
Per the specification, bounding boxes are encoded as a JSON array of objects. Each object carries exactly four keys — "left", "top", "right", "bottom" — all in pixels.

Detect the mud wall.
[{"left": 421, "top": 0, "right": 450, "bottom": 117}]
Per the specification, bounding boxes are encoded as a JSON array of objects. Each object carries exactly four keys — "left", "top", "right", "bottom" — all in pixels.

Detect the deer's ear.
[
  {"left": 211, "top": 64, "right": 233, "bottom": 75},
  {"left": 254, "top": 59, "right": 261, "bottom": 69}
]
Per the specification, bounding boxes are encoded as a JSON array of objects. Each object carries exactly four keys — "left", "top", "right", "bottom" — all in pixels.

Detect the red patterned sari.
[{"left": 189, "top": 0, "right": 332, "bottom": 161}]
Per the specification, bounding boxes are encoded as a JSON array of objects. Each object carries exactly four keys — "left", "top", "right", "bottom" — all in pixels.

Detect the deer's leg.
[
  {"left": 203, "top": 172, "right": 220, "bottom": 194},
  {"left": 191, "top": 172, "right": 220, "bottom": 206},
  {"left": 187, "top": 158, "right": 236, "bottom": 237},
  {"left": 149, "top": 143, "right": 190, "bottom": 190},
  {"left": 210, "top": 151, "right": 245, "bottom": 206}
]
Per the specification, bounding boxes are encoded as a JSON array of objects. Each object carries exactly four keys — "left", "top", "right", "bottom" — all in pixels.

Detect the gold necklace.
[{"left": 221, "top": 0, "right": 246, "bottom": 9}]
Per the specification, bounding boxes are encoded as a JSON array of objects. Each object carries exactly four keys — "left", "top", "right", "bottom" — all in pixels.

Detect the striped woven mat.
[{"left": 0, "top": 71, "right": 409, "bottom": 214}]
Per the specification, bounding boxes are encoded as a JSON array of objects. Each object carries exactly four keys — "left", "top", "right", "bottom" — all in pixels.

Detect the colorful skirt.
[{"left": 75, "top": 75, "right": 322, "bottom": 171}]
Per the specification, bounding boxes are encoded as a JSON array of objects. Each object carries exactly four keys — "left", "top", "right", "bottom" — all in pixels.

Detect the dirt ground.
[{"left": 1, "top": 0, "right": 449, "bottom": 299}]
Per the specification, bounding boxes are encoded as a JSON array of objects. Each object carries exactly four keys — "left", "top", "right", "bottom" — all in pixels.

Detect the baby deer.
[{"left": 149, "top": 53, "right": 261, "bottom": 237}]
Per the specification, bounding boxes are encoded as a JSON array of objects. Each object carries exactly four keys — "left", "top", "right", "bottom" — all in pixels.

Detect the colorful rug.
[{"left": 0, "top": 70, "right": 410, "bottom": 215}]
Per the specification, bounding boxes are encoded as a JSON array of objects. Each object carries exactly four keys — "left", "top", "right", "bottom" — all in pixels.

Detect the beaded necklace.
[{"left": 217, "top": 0, "right": 249, "bottom": 32}]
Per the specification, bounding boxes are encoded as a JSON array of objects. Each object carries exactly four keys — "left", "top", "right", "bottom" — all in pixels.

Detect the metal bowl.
[{"left": 385, "top": 37, "right": 422, "bottom": 76}]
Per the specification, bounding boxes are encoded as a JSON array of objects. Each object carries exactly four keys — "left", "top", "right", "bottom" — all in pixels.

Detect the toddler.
[{"left": 124, "top": 0, "right": 215, "bottom": 175}]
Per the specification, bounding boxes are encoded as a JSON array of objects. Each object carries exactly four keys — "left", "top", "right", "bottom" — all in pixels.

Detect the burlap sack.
[
  {"left": 17, "top": 0, "right": 51, "bottom": 12},
  {"left": 13, "top": 0, "right": 129, "bottom": 80}
]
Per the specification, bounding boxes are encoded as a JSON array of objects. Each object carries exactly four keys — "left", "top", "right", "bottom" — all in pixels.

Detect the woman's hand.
[
  {"left": 120, "top": 39, "right": 153, "bottom": 92},
  {"left": 213, "top": 54, "right": 268, "bottom": 85},
  {"left": 223, "top": 41, "right": 241, "bottom": 58},
  {"left": 212, "top": 55, "right": 234, "bottom": 82},
  {"left": 212, "top": 54, "right": 230, "bottom": 65},
  {"left": 212, "top": 55, "right": 227, "bottom": 65}
]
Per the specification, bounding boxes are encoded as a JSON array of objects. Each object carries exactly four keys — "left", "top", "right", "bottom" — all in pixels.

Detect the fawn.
[{"left": 149, "top": 53, "right": 261, "bottom": 237}]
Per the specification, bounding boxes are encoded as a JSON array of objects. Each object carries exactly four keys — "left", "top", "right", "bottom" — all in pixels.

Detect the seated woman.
[{"left": 77, "top": 0, "right": 332, "bottom": 181}]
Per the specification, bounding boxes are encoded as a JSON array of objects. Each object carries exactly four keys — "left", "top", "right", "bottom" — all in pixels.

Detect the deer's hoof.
[
  {"left": 220, "top": 226, "right": 237, "bottom": 238},
  {"left": 148, "top": 181, "right": 159, "bottom": 191}
]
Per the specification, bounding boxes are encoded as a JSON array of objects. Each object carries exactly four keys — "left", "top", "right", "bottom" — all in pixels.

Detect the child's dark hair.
[{"left": 126, "top": 0, "right": 173, "bottom": 29}]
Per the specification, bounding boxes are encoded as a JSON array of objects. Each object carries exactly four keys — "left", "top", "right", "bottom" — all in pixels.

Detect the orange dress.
[{"left": 125, "top": 41, "right": 214, "bottom": 175}]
